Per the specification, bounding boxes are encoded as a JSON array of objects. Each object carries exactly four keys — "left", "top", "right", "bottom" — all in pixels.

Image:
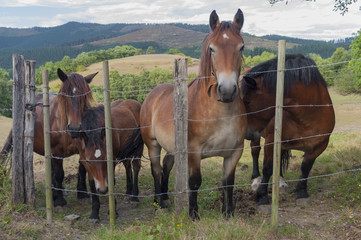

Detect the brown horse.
[
  {"left": 1, "top": 69, "right": 97, "bottom": 206},
  {"left": 78, "top": 99, "right": 143, "bottom": 220},
  {"left": 140, "top": 9, "right": 247, "bottom": 219},
  {"left": 241, "top": 54, "right": 335, "bottom": 206}
]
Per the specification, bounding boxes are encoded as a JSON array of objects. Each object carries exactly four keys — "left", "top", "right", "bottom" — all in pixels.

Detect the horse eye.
[
  {"left": 210, "top": 47, "right": 215, "bottom": 55},
  {"left": 239, "top": 45, "right": 245, "bottom": 52}
]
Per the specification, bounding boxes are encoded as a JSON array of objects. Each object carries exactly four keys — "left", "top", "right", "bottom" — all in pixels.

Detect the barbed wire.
[
  {"left": 49, "top": 167, "right": 361, "bottom": 199},
  {"left": 46, "top": 101, "right": 361, "bottom": 135}
]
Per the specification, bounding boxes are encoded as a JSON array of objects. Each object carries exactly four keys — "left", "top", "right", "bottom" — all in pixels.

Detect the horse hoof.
[
  {"left": 89, "top": 218, "right": 100, "bottom": 224},
  {"left": 295, "top": 197, "right": 312, "bottom": 206},
  {"left": 163, "top": 199, "right": 172, "bottom": 208},
  {"left": 251, "top": 177, "right": 261, "bottom": 192},
  {"left": 189, "top": 210, "right": 200, "bottom": 221},
  {"left": 256, "top": 204, "right": 271, "bottom": 215}
]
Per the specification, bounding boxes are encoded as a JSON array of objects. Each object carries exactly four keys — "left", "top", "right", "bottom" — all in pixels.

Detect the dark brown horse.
[
  {"left": 140, "top": 9, "right": 247, "bottom": 219},
  {"left": 78, "top": 99, "right": 143, "bottom": 220},
  {"left": 1, "top": 69, "right": 97, "bottom": 206},
  {"left": 241, "top": 54, "right": 335, "bottom": 206}
]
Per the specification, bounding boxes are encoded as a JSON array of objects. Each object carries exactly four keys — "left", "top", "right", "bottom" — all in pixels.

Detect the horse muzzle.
[{"left": 217, "top": 84, "right": 238, "bottom": 103}]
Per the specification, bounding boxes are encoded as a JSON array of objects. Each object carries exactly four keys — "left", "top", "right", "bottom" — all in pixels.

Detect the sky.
[{"left": 0, "top": 0, "right": 360, "bottom": 41}]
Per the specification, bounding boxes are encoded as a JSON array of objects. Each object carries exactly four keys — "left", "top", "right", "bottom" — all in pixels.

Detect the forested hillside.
[{"left": 0, "top": 22, "right": 352, "bottom": 70}]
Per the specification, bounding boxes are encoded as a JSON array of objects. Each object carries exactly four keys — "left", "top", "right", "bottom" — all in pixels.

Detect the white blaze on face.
[
  {"left": 72, "top": 88, "right": 76, "bottom": 94},
  {"left": 223, "top": 33, "right": 229, "bottom": 39},
  {"left": 94, "top": 149, "right": 101, "bottom": 159}
]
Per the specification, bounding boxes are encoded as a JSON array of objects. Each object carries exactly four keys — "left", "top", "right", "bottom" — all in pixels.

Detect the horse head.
[
  {"left": 201, "top": 9, "right": 245, "bottom": 103},
  {"left": 79, "top": 106, "right": 108, "bottom": 194},
  {"left": 57, "top": 68, "right": 97, "bottom": 138}
]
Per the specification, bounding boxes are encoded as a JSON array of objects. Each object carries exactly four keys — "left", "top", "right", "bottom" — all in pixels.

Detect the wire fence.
[{"left": 1, "top": 57, "right": 361, "bottom": 209}]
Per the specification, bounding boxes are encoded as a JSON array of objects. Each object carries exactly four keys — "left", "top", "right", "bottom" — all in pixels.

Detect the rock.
[
  {"left": 64, "top": 214, "right": 80, "bottom": 221},
  {"left": 295, "top": 197, "right": 313, "bottom": 206}
]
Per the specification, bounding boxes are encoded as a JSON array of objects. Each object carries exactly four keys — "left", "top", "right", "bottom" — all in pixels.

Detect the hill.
[{"left": 0, "top": 22, "right": 351, "bottom": 70}]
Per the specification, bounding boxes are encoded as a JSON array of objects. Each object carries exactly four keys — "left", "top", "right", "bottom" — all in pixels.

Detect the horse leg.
[
  {"left": 149, "top": 145, "right": 164, "bottom": 208},
  {"left": 222, "top": 149, "right": 243, "bottom": 218},
  {"left": 123, "top": 160, "right": 133, "bottom": 196},
  {"left": 256, "top": 141, "right": 273, "bottom": 206},
  {"left": 250, "top": 138, "right": 261, "bottom": 191},
  {"left": 161, "top": 153, "right": 174, "bottom": 204},
  {"left": 296, "top": 140, "right": 328, "bottom": 200},
  {"left": 51, "top": 158, "right": 67, "bottom": 207},
  {"left": 131, "top": 158, "right": 141, "bottom": 202},
  {"left": 77, "top": 162, "right": 89, "bottom": 199},
  {"left": 188, "top": 155, "right": 202, "bottom": 220},
  {"left": 88, "top": 174, "right": 100, "bottom": 221}
]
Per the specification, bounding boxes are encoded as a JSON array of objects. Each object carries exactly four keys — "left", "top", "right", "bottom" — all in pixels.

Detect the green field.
[{"left": 0, "top": 58, "right": 360, "bottom": 239}]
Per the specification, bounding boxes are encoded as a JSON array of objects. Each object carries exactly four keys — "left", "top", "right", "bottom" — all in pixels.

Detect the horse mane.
[
  {"left": 81, "top": 105, "right": 105, "bottom": 147},
  {"left": 243, "top": 54, "right": 327, "bottom": 95},
  {"left": 57, "top": 73, "right": 94, "bottom": 129}
]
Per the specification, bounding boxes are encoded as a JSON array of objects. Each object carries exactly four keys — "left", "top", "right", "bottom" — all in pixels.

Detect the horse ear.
[
  {"left": 57, "top": 68, "right": 68, "bottom": 82},
  {"left": 84, "top": 72, "right": 98, "bottom": 84},
  {"left": 233, "top": 9, "right": 244, "bottom": 31},
  {"left": 244, "top": 76, "right": 257, "bottom": 89},
  {"left": 209, "top": 10, "right": 220, "bottom": 31}
]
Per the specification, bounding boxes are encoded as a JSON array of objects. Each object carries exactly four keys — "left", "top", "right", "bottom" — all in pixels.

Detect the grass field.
[{"left": 0, "top": 57, "right": 360, "bottom": 239}]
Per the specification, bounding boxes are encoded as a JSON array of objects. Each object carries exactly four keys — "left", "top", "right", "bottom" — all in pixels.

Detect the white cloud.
[{"left": 0, "top": 0, "right": 360, "bottom": 40}]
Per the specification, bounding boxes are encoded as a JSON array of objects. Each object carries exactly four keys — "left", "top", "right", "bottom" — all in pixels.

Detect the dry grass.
[{"left": 49, "top": 54, "right": 200, "bottom": 88}]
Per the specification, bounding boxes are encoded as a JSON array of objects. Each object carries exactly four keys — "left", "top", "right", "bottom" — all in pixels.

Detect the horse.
[
  {"left": 1, "top": 68, "right": 96, "bottom": 206},
  {"left": 140, "top": 9, "right": 247, "bottom": 219},
  {"left": 241, "top": 54, "right": 335, "bottom": 207},
  {"left": 77, "top": 99, "right": 143, "bottom": 220}
]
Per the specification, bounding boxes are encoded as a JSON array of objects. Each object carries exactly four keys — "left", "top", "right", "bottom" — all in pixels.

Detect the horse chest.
[{"left": 200, "top": 119, "right": 242, "bottom": 158}]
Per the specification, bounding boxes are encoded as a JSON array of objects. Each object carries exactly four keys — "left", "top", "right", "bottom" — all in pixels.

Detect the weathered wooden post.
[
  {"left": 103, "top": 60, "right": 116, "bottom": 226},
  {"left": 173, "top": 58, "right": 189, "bottom": 213},
  {"left": 24, "top": 60, "right": 36, "bottom": 207},
  {"left": 271, "top": 40, "right": 286, "bottom": 229},
  {"left": 43, "top": 69, "right": 53, "bottom": 223},
  {"left": 12, "top": 54, "right": 25, "bottom": 205}
]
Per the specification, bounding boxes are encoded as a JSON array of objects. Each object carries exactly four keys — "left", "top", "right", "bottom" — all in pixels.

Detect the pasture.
[{"left": 0, "top": 55, "right": 360, "bottom": 239}]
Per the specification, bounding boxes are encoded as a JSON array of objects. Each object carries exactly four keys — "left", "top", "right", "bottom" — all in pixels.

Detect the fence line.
[
  {"left": 46, "top": 125, "right": 361, "bottom": 164},
  {"left": 45, "top": 101, "right": 361, "bottom": 135},
  {"left": 48, "top": 167, "right": 361, "bottom": 199}
]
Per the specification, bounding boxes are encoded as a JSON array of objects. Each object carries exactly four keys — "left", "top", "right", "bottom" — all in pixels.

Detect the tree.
[
  {"left": 349, "top": 30, "right": 361, "bottom": 89},
  {"left": 146, "top": 46, "right": 156, "bottom": 54},
  {"left": 0, "top": 68, "right": 12, "bottom": 118}
]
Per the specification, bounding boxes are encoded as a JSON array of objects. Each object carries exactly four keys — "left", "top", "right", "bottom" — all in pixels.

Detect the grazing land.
[{"left": 0, "top": 57, "right": 360, "bottom": 239}]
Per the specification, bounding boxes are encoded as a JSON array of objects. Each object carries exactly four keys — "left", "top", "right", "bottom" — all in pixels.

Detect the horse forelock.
[
  {"left": 244, "top": 54, "right": 327, "bottom": 96},
  {"left": 57, "top": 73, "right": 94, "bottom": 127},
  {"left": 81, "top": 106, "right": 105, "bottom": 148}
]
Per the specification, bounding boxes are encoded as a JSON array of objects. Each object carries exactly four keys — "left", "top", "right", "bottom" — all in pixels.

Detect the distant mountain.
[{"left": 0, "top": 22, "right": 352, "bottom": 70}]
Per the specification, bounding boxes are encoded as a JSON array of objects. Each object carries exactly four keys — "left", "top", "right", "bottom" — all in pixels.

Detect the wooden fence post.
[
  {"left": 12, "top": 54, "right": 25, "bottom": 205},
  {"left": 103, "top": 60, "right": 116, "bottom": 226},
  {"left": 271, "top": 40, "right": 286, "bottom": 229},
  {"left": 173, "top": 58, "right": 189, "bottom": 213},
  {"left": 43, "top": 69, "right": 53, "bottom": 223},
  {"left": 24, "top": 60, "right": 36, "bottom": 207}
]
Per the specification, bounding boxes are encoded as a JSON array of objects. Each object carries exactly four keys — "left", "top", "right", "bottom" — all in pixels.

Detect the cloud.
[{"left": 0, "top": 0, "right": 359, "bottom": 40}]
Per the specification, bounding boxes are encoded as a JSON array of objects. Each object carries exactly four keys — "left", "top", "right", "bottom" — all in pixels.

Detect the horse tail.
[
  {"left": 117, "top": 126, "right": 144, "bottom": 165},
  {"left": 1, "top": 129, "right": 13, "bottom": 164},
  {"left": 281, "top": 150, "right": 290, "bottom": 176}
]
